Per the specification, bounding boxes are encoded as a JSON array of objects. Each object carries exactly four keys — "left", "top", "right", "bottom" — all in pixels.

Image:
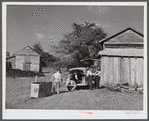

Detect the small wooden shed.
[
  {"left": 6, "top": 46, "right": 41, "bottom": 72},
  {"left": 98, "top": 28, "right": 144, "bottom": 88}
]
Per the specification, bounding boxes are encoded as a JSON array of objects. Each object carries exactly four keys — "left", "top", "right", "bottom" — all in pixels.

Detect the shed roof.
[
  {"left": 12, "top": 46, "right": 40, "bottom": 56},
  {"left": 100, "top": 27, "right": 143, "bottom": 44},
  {"left": 98, "top": 27, "right": 144, "bottom": 57},
  {"left": 99, "top": 49, "right": 143, "bottom": 57}
]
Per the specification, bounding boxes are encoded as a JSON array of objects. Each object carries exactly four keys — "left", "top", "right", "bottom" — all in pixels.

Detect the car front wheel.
[{"left": 67, "top": 86, "right": 73, "bottom": 91}]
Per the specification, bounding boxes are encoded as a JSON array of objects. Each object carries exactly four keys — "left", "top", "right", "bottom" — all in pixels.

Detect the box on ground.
[{"left": 30, "top": 82, "right": 52, "bottom": 98}]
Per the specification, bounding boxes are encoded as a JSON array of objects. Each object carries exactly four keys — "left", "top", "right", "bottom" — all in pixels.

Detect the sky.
[{"left": 6, "top": 5, "right": 144, "bottom": 56}]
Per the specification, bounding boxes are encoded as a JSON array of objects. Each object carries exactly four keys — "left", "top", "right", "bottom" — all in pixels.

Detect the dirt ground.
[{"left": 5, "top": 71, "right": 143, "bottom": 110}]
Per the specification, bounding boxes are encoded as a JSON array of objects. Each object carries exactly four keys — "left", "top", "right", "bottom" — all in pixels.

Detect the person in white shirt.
[{"left": 51, "top": 69, "right": 62, "bottom": 94}]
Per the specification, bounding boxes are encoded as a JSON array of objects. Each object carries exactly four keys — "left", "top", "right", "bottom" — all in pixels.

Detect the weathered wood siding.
[
  {"left": 15, "top": 55, "right": 40, "bottom": 72},
  {"left": 14, "top": 46, "right": 40, "bottom": 72},
  {"left": 99, "top": 28, "right": 144, "bottom": 88},
  {"left": 15, "top": 55, "right": 24, "bottom": 70},
  {"left": 30, "top": 56, "right": 40, "bottom": 72},
  {"left": 100, "top": 56, "right": 144, "bottom": 88}
]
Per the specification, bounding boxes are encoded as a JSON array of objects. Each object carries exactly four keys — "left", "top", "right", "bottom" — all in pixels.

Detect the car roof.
[{"left": 69, "top": 67, "right": 86, "bottom": 72}]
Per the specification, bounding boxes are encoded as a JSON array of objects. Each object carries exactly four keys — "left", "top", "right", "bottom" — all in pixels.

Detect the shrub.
[{"left": 6, "top": 69, "right": 45, "bottom": 78}]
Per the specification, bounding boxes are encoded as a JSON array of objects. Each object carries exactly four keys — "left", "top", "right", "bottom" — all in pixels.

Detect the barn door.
[
  {"left": 23, "top": 63, "right": 31, "bottom": 71},
  {"left": 24, "top": 55, "right": 31, "bottom": 71}
]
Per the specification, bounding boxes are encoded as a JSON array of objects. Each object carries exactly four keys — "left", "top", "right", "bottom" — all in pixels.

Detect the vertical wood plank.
[
  {"left": 119, "top": 57, "right": 123, "bottom": 84},
  {"left": 122, "top": 57, "right": 125, "bottom": 84},
  {"left": 120, "top": 57, "right": 124, "bottom": 84},
  {"left": 117, "top": 57, "right": 121, "bottom": 84},
  {"left": 125, "top": 58, "right": 130, "bottom": 84},
  {"left": 130, "top": 58, "right": 134, "bottom": 87},
  {"left": 134, "top": 58, "right": 137, "bottom": 85},
  {"left": 116, "top": 57, "right": 119, "bottom": 84},
  {"left": 136, "top": 58, "right": 141, "bottom": 86},
  {"left": 103, "top": 57, "right": 108, "bottom": 86},
  {"left": 130, "top": 58, "right": 135, "bottom": 87},
  {"left": 105, "top": 57, "right": 109, "bottom": 86},
  {"left": 100, "top": 57, "right": 104, "bottom": 86},
  {"left": 113, "top": 57, "right": 117, "bottom": 85},
  {"left": 111, "top": 57, "right": 115, "bottom": 85},
  {"left": 109, "top": 57, "right": 112, "bottom": 85},
  {"left": 128, "top": 57, "right": 131, "bottom": 86},
  {"left": 140, "top": 58, "right": 144, "bottom": 87}
]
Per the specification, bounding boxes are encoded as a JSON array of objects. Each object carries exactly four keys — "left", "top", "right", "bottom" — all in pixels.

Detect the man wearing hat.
[{"left": 94, "top": 68, "right": 101, "bottom": 89}]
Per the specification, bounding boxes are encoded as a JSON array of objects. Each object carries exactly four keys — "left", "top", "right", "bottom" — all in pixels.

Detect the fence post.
[{"left": 35, "top": 68, "right": 38, "bottom": 82}]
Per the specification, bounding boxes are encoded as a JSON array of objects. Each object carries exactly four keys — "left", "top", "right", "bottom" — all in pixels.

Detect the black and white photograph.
[{"left": 2, "top": 2, "right": 147, "bottom": 119}]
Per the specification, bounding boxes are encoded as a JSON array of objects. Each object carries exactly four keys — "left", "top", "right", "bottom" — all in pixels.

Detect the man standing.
[
  {"left": 95, "top": 68, "right": 101, "bottom": 89},
  {"left": 86, "top": 68, "right": 93, "bottom": 90},
  {"left": 51, "top": 69, "right": 62, "bottom": 94},
  {"left": 69, "top": 72, "right": 78, "bottom": 91}
]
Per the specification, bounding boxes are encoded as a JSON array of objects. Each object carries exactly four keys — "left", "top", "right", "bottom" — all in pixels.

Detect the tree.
[
  {"left": 32, "top": 42, "right": 44, "bottom": 55},
  {"left": 32, "top": 42, "right": 56, "bottom": 67},
  {"left": 52, "top": 21, "right": 107, "bottom": 67}
]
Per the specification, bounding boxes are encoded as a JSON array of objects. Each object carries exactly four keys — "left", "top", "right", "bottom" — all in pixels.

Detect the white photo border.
[{"left": 2, "top": 2, "right": 147, "bottom": 119}]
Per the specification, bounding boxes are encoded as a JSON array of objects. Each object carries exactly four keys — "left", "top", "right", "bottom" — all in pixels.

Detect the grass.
[{"left": 5, "top": 68, "right": 143, "bottom": 110}]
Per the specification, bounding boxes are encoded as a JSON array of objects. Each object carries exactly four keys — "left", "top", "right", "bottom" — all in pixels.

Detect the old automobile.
[{"left": 66, "top": 67, "right": 96, "bottom": 91}]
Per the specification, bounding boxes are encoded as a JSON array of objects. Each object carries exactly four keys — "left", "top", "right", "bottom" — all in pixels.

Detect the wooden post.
[
  {"left": 35, "top": 75, "right": 38, "bottom": 82},
  {"left": 35, "top": 68, "right": 38, "bottom": 82}
]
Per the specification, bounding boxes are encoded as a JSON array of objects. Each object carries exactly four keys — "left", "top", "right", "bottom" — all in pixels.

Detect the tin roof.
[
  {"left": 100, "top": 27, "right": 143, "bottom": 44},
  {"left": 12, "top": 46, "right": 40, "bottom": 56},
  {"left": 98, "top": 27, "right": 144, "bottom": 57},
  {"left": 99, "top": 49, "right": 143, "bottom": 57}
]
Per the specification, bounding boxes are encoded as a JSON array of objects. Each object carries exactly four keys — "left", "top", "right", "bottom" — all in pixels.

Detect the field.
[{"left": 5, "top": 69, "right": 143, "bottom": 110}]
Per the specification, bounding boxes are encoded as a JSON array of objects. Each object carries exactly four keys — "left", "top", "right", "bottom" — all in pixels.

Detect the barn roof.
[
  {"left": 12, "top": 46, "right": 40, "bottom": 56},
  {"left": 100, "top": 27, "right": 143, "bottom": 44},
  {"left": 99, "top": 49, "right": 143, "bottom": 57},
  {"left": 98, "top": 27, "right": 144, "bottom": 57}
]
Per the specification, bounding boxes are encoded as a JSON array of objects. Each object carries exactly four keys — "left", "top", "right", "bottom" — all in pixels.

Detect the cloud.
[
  {"left": 47, "top": 34, "right": 63, "bottom": 47},
  {"left": 35, "top": 33, "right": 47, "bottom": 41}
]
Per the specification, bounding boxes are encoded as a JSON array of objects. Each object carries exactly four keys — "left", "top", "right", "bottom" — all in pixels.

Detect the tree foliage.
[
  {"left": 53, "top": 21, "right": 107, "bottom": 68},
  {"left": 32, "top": 42, "right": 44, "bottom": 55},
  {"left": 32, "top": 42, "right": 56, "bottom": 67}
]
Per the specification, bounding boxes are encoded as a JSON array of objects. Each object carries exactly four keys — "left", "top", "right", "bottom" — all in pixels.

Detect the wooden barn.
[
  {"left": 98, "top": 28, "right": 144, "bottom": 88},
  {"left": 6, "top": 46, "right": 41, "bottom": 72}
]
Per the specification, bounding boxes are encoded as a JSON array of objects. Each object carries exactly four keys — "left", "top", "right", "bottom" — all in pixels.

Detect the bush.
[{"left": 6, "top": 69, "right": 45, "bottom": 78}]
